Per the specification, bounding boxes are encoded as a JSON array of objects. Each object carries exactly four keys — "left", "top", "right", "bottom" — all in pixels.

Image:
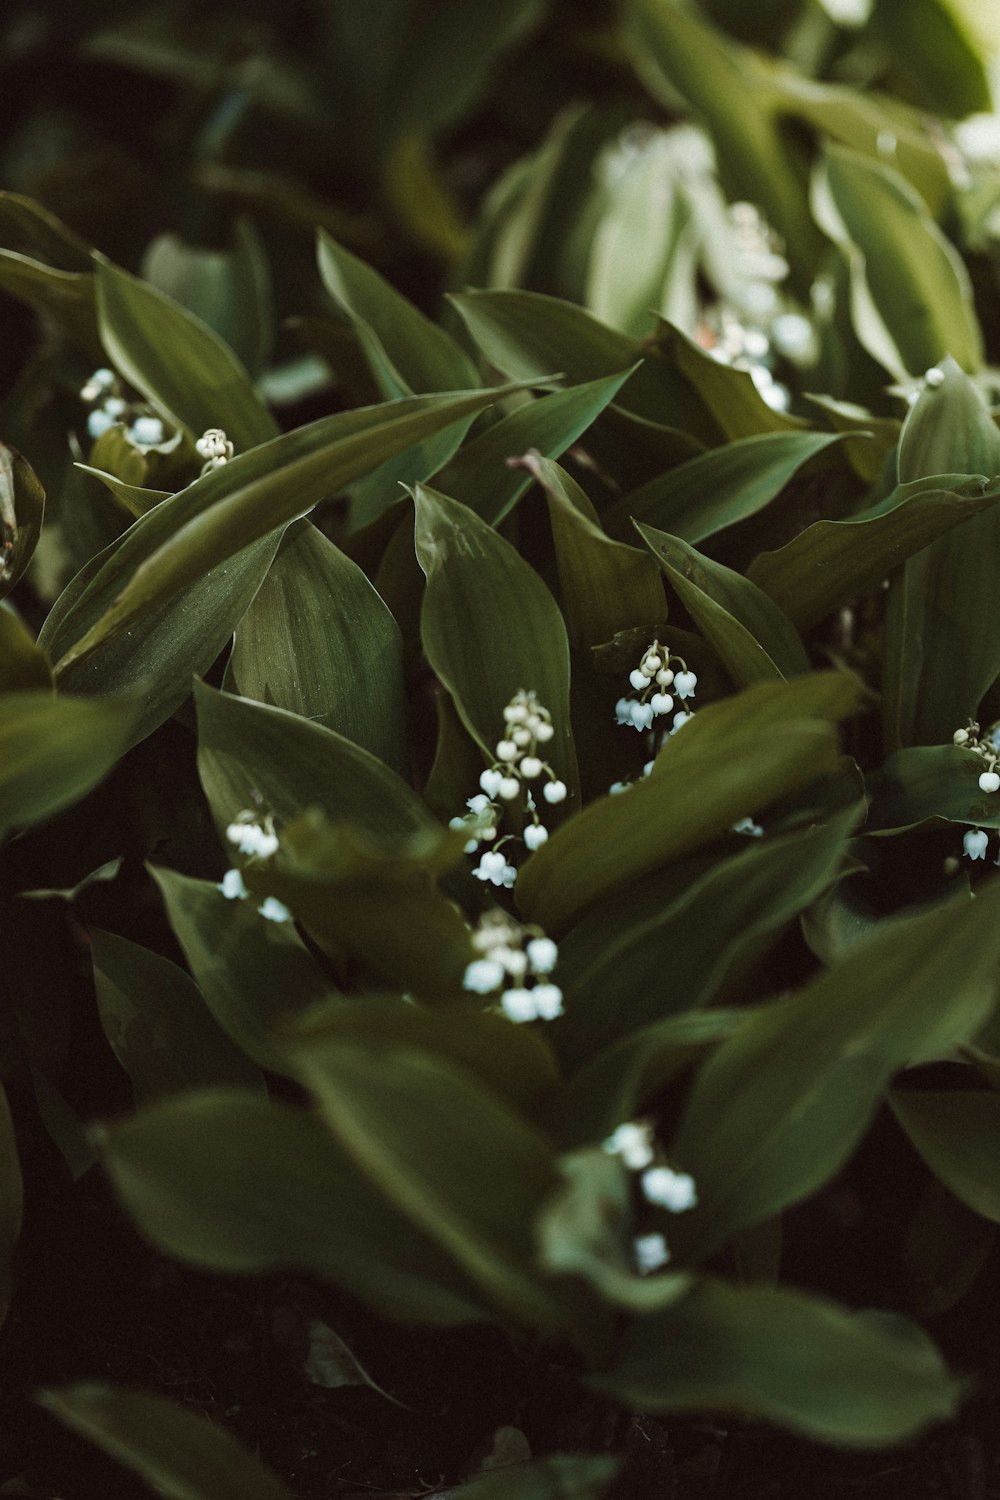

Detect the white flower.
[
  {"left": 656, "top": 667, "right": 674, "bottom": 687},
  {"left": 535, "top": 721, "right": 554, "bottom": 743},
  {"left": 501, "top": 987, "right": 537, "bottom": 1023},
  {"left": 87, "top": 409, "right": 115, "bottom": 440},
  {"left": 258, "top": 896, "right": 292, "bottom": 923},
  {"left": 498, "top": 776, "right": 521, "bottom": 800},
  {"left": 629, "top": 668, "right": 650, "bottom": 690},
  {"left": 473, "top": 850, "right": 508, "bottom": 883},
  {"left": 604, "top": 1121, "right": 655, "bottom": 1171},
  {"left": 671, "top": 711, "right": 694, "bottom": 733},
  {"left": 467, "top": 793, "right": 493, "bottom": 815},
  {"left": 130, "top": 415, "right": 165, "bottom": 447},
  {"left": 219, "top": 868, "right": 247, "bottom": 900},
  {"left": 641, "top": 1167, "right": 698, "bottom": 1213},
  {"left": 463, "top": 957, "right": 506, "bottom": 994},
  {"left": 80, "top": 367, "right": 115, "bottom": 400},
  {"left": 520, "top": 756, "right": 543, "bottom": 779},
  {"left": 226, "top": 820, "right": 279, "bottom": 858},
  {"left": 609, "top": 780, "right": 630, "bottom": 794},
  {"left": 614, "top": 697, "right": 633, "bottom": 726},
  {"left": 650, "top": 692, "right": 673, "bottom": 715},
  {"left": 634, "top": 1232, "right": 671, "bottom": 1274},
  {"left": 732, "top": 816, "right": 764, "bottom": 837},
  {"left": 496, "top": 738, "right": 518, "bottom": 761},
  {"left": 480, "top": 768, "right": 504, "bottom": 797},
  {"left": 979, "top": 771, "right": 1000, "bottom": 794},
  {"left": 630, "top": 702, "right": 655, "bottom": 732},
  {"left": 523, "top": 823, "right": 548, "bottom": 850},
  {"left": 195, "top": 427, "right": 234, "bottom": 466},
  {"left": 964, "top": 828, "right": 989, "bottom": 860},
  {"left": 526, "top": 936, "right": 558, "bottom": 973},
  {"left": 531, "top": 983, "right": 563, "bottom": 1020},
  {"left": 104, "top": 397, "right": 127, "bottom": 417},
  {"left": 953, "top": 727, "right": 970, "bottom": 746},
  {"left": 543, "top": 780, "right": 567, "bottom": 804},
  {"left": 674, "top": 670, "right": 697, "bottom": 699},
  {"left": 924, "top": 366, "right": 945, "bottom": 389}
]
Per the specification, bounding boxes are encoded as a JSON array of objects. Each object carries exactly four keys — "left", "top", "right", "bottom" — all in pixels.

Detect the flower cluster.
[
  {"left": 79, "top": 367, "right": 172, "bottom": 450},
  {"left": 952, "top": 721, "right": 1000, "bottom": 793},
  {"left": 614, "top": 640, "right": 696, "bottom": 734},
  {"left": 603, "top": 1119, "right": 697, "bottom": 1273},
  {"left": 220, "top": 812, "right": 291, "bottom": 923},
  {"left": 195, "top": 427, "right": 235, "bottom": 474},
  {"left": 452, "top": 691, "right": 568, "bottom": 887},
  {"left": 462, "top": 910, "right": 562, "bottom": 1023}
]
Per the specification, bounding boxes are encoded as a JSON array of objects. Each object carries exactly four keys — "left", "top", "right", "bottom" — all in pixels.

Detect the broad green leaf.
[
  {"left": 0, "top": 692, "right": 138, "bottom": 840},
  {"left": 431, "top": 370, "right": 633, "bottom": 525},
  {"left": 866, "top": 745, "right": 1000, "bottom": 832},
  {"left": 806, "top": 394, "right": 900, "bottom": 485},
  {"left": 0, "top": 251, "right": 99, "bottom": 353},
  {"left": 300, "top": 1043, "right": 601, "bottom": 1342},
  {"left": 668, "top": 881, "right": 1000, "bottom": 1259},
  {"left": 811, "top": 146, "right": 983, "bottom": 379},
  {"left": 41, "top": 1385, "right": 294, "bottom": 1500},
  {"left": 49, "top": 385, "right": 523, "bottom": 673},
  {"left": 0, "top": 190, "right": 94, "bottom": 270},
  {"left": 46, "top": 529, "right": 281, "bottom": 752},
  {"left": 288, "top": 997, "right": 558, "bottom": 1126},
  {"left": 866, "top": 0, "right": 992, "bottom": 119},
  {"left": 95, "top": 258, "right": 278, "bottom": 450},
  {"left": 195, "top": 681, "right": 434, "bottom": 844},
  {"left": 553, "top": 805, "right": 860, "bottom": 1068},
  {"left": 537, "top": 1147, "right": 691, "bottom": 1310},
  {"left": 414, "top": 483, "right": 578, "bottom": 797},
  {"left": 516, "top": 673, "right": 860, "bottom": 934},
  {"left": 903, "top": 1178, "right": 997, "bottom": 1318},
  {"left": 142, "top": 220, "right": 273, "bottom": 377},
  {"left": 638, "top": 524, "right": 810, "bottom": 684},
  {"left": 890, "top": 1089, "right": 1000, "bottom": 1223},
  {"left": 0, "top": 607, "right": 52, "bottom": 693},
  {"left": 151, "top": 868, "right": 337, "bottom": 1076},
  {"left": 604, "top": 431, "right": 847, "bottom": 546},
  {"left": 748, "top": 474, "right": 1000, "bottom": 633},
  {"left": 449, "top": 289, "right": 721, "bottom": 441},
  {"left": 523, "top": 454, "right": 665, "bottom": 650},
  {"left": 243, "top": 814, "right": 475, "bottom": 997},
  {"left": 591, "top": 1278, "right": 961, "bottom": 1445},
  {"left": 0, "top": 445, "right": 44, "bottom": 602},
  {"left": 229, "top": 520, "right": 407, "bottom": 773},
  {"left": 0, "top": 1083, "right": 21, "bottom": 1329},
  {"left": 91, "top": 927, "right": 265, "bottom": 1102},
  {"left": 97, "top": 1090, "right": 487, "bottom": 1324},
  {"left": 884, "top": 361, "right": 1000, "bottom": 747},
  {"left": 624, "top": 0, "right": 821, "bottom": 289},
  {"left": 318, "top": 232, "right": 478, "bottom": 397},
  {"left": 652, "top": 321, "right": 805, "bottom": 439}
]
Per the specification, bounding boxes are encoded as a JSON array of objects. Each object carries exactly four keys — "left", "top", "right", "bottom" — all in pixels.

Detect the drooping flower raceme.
[
  {"left": 196, "top": 427, "right": 235, "bottom": 473},
  {"left": 603, "top": 1116, "right": 698, "bottom": 1273},
  {"left": 462, "top": 909, "right": 563, "bottom": 1023}
]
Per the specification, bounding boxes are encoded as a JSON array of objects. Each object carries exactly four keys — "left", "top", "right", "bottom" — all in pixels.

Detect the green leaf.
[
  {"left": 288, "top": 996, "right": 558, "bottom": 1114},
  {"left": 95, "top": 258, "right": 278, "bottom": 450},
  {"left": 414, "top": 483, "right": 578, "bottom": 796},
  {"left": 97, "top": 1090, "right": 486, "bottom": 1324},
  {"left": 866, "top": 745, "right": 1000, "bottom": 832},
  {"left": 0, "top": 445, "right": 45, "bottom": 602},
  {"left": 652, "top": 322, "right": 805, "bottom": 440},
  {"left": 638, "top": 524, "right": 810, "bottom": 684},
  {"left": 142, "top": 220, "right": 273, "bottom": 377},
  {"left": 49, "top": 386, "right": 524, "bottom": 674},
  {"left": 516, "top": 672, "right": 860, "bottom": 934},
  {"left": 624, "top": 0, "right": 821, "bottom": 290},
  {"left": 449, "top": 289, "right": 720, "bottom": 441},
  {"left": 91, "top": 927, "right": 265, "bottom": 1103},
  {"left": 299, "top": 1042, "right": 600, "bottom": 1342},
  {"left": 890, "top": 1089, "right": 1000, "bottom": 1223},
  {"left": 229, "top": 520, "right": 407, "bottom": 773},
  {"left": 0, "top": 607, "right": 52, "bottom": 693},
  {"left": 40, "top": 1385, "right": 294, "bottom": 1500},
  {"left": 866, "top": 0, "right": 992, "bottom": 119},
  {"left": 903, "top": 1178, "right": 996, "bottom": 1318},
  {"left": 0, "top": 190, "right": 94, "bottom": 270},
  {"left": 605, "top": 431, "right": 847, "bottom": 546},
  {"left": 0, "top": 1083, "right": 22, "bottom": 1330},
  {"left": 0, "top": 692, "right": 138, "bottom": 840},
  {"left": 811, "top": 146, "right": 983, "bottom": 379},
  {"left": 591, "top": 1278, "right": 961, "bottom": 1445},
  {"left": 445, "top": 1455, "right": 620, "bottom": 1500},
  {"left": 747, "top": 473, "right": 1000, "bottom": 633},
  {"left": 884, "top": 361, "right": 1000, "bottom": 747},
  {"left": 431, "top": 371, "right": 633, "bottom": 525},
  {"left": 151, "top": 868, "right": 337, "bottom": 1075},
  {"left": 77, "top": 462, "right": 169, "bottom": 519},
  {"left": 195, "top": 681, "right": 434, "bottom": 844},
  {"left": 522, "top": 454, "right": 665, "bottom": 650},
  {"left": 553, "top": 805, "right": 860, "bottom": 1069},
  {"left": 318, "top": 231, "right": 478, "bottom": 396},
  {"left": 668, "top": 881, "right": 1000, "bottom": 1259}
]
